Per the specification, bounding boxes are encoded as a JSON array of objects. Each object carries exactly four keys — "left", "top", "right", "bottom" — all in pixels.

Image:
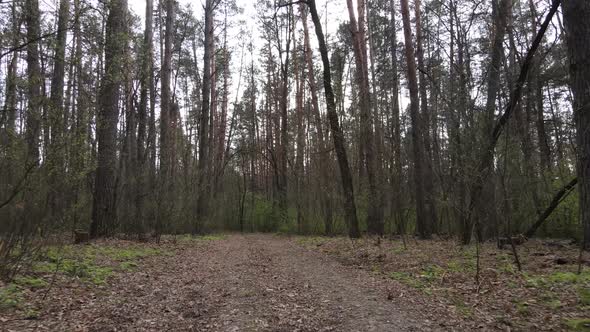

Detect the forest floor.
[{"left": 0, "top": 234, "right": 588, "bottom": 331}]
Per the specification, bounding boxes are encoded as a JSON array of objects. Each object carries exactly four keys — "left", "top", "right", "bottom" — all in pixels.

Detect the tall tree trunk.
[
  {"left": 278, "top": 8, "right": 292, "bottom": 226},
  {"left": 346, "top": 0, "right": 384, "bottom": 235},
  {"left": 414, "top": 0, "right": 437, "bottom": 233},
  {"left": 389, "top": 0, "right": 403, "bottom": 235},
  {"left": 471, "top": 0, "right": 510, "bottom": 242},
  {"left": 2, "top": 3, "right": 21, "bottom": 142},
  {"left": 90, "top": 0, "right": 127, "bottom": 237},
  {"left": 301, "top": 4, "right": 333, "bottom": 235},
  {"left": 158, "top": 0, "right": 175, "bottom": 235},
  {"left": 527, "top": 0, "right": 551, "bottom": 174},
  {"left": 400, "top": 0, "right": 429, "bottom": 238},
  {"left": 24, "top": 0, "right": 43, "bottom": 163},
  {"left": 294, "top": 22, "right": 305, "bottom": 234},
  {"left": 197, "top": 0, "right": 216, "bottom": 231},
  {"left": 71, "top": 0, "right": 86, "bottom": 228},
  {"left": 136, "top": 0, "right": 154, "bottom": 234},
  {"left": 215, "top": 8, "right": 230, "bottom": 188},
  {"left": 47, "top": 0, "right": 70, "bottom": 218},
  {"left": 562, "top": 0, "right": 590, "bottom": 249},
  {"left": 307, "top": 0, "right": 360, "bottom": 238}
]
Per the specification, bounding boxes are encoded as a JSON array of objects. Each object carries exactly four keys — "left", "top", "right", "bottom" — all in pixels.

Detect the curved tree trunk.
[{"left": 307, "top": 0, "right": 360, "bottom": 238}]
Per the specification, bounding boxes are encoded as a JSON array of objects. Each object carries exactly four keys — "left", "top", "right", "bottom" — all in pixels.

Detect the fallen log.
[{"left": 525, "top": 177, "right": 578, "bottom": 238}]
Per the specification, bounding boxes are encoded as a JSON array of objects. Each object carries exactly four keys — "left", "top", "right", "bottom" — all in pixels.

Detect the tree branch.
[
  {"left": 0, "top": 161, "right": 38, "bottom": 210},
  {"left": 525, "top": 177, "right": 578, "bottom": 238},
  {"left": 277, "top": 0, "right": 308, "bottom": 8}
]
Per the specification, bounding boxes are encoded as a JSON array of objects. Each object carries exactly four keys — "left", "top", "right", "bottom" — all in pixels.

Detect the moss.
[
  {"left": 33, "top": 243, "right": 170, "bottom": 285},
  {"left": 371, "top": 264, "right": 382, "bottom": 274},
  {"left": 579, "top": 287, "right": 590, "bottom": 306},
  {"left": 446, "top": 260, "right": 462, "bottom": 272},
  {"left": 87, "top": 266, "right": 113, "bottom": 285},
  {"left": 98, "top": 246, "right": 165, "bottom": 261},
  {"left": 516, "top": 301, "right": 530, "bottom": 316},
  {"left": 527, "top": 271, "right": 590, "bottom": 289},
  {"left": 500, "top": 261, "right": 517, "bottom": 275},
  {"left": 0, "top": 284, "right": 23, "bottom": 309},
  {"left": 23, "top": 308, "right": 39, "bottom": 319},
  {"left": 389, "top": 271, "right": 423, "bottom": 289},
  {"left": 33, "top": 254, "right": 113, "bottom": 285},
  {"left": 13, "top": 276, "right": 48, "bottom": 289},
  {"left": 549, "top": 272, "right": 584, "bottom": 284},
  {"left": 296, "top": 236, "right": 327, "bottom": 247},
  {"left": 461, "top": 246, "right": 477, "bottom": 260},
  {"left": 508, "top": 281, "right": 519, "bottom": 289},
  {"left": 565, "top": 318, "right": 590, "bottom": 331},
  {"left": 420, "top": 264, "right": 445, "bottom": 282},
  {"left": 200, "top": 234, "right": 226, "bottom": 241},
  {"left": 178, "top": 234, "right": 226, "bottom": 243},
  {"left": 390, "top": 246, "right": 406, "bottom": 255},
  {"left": 547, "top": 299, "right": 563, "bottom": 309},
  {"left": 453, "top": 299, "right": 473, "bottom": 318},
  {"left": 119, "top": 261, "right": 138, "bottom": 271}
]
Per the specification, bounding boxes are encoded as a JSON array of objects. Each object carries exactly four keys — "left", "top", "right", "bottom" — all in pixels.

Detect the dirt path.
[{"left": 3, "top": 234, "right": 435, "bottom": 331}]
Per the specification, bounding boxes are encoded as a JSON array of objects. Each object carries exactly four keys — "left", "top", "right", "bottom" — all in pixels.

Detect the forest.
[{"left": 0, "top": 0, "right": 590, "bottom": 330}]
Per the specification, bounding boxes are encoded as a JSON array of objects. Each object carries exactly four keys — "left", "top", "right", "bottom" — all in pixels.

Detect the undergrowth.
[{"left": 0, "top": 242, "right": 173, "bottom": 312}]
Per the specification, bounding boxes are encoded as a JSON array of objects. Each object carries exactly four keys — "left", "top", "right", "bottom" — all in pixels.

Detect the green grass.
[
  {"left": 565, "top": 318, "right": 590, "bottom": 331},
  {"left": 390, "top": 246, "right": 406, "bottom": 254},
  {"left": 96, "top": 246, "right": 168, "bottom": 261},
  {"left": 119, "top": 261, "right": 139, "bottom": 271},
  {"left": 13, "top": 276, "right": 48, "bottom": 289},
  {"left": 296, "top": 236, "right": 327, "bottom": 247},
  {"left": 516, "top": 301, "right": 530, "bottom": 316},
  {"left": 177, "top": 234, "right": 227, "bottom": 243},
  {"left": 526, "top": 270, "right": 590, "bottom": 289},
  {"left": 389, "top": 271, "right": 424, "bottom": 289},
  {"left": 200, "top": 234, "right": 226, "bottom": 241},
  {"left": 33, "top": 260, "right": 114, "bottom": 285},
  {"left": 579, "top": 287, "right": 590, "bottom": 306},
  {"left": 419, "top": 264, "right": 445, "bottom": 282},
  {"left": 0, "top": 284, "right": 23, "bottom": 309},
  {"left": 452, "top": 298, "right": 473, "bottom": 318},
  {"left": 32, "top": 243, "right": 170, "bottom": 285},
  {"left": 23, "top": 308, "right": 39, "bottom": 319}
]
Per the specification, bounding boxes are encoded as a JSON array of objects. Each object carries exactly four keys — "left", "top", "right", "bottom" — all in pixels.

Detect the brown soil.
[
  {"left": 296, "top": 235, "right": 590, "bottom": 331},
  {"left": 1, "top": 234, "right": 444, "bottom": 331},
  {"left": 5, "top": 234, "right": 585, "bottom": 331}
]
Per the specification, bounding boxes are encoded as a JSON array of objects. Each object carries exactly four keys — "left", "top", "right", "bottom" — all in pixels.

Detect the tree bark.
[
  {"left": 414, "top": 0, "right": 437, "bottom": 235},
  {"left": 562, "top": 0, "right": 590, "bottom": 249},
  {"left": 346, "top": 0, "right": 384, "bottom": 235},
  {"left": 307, "top": 0, "right": 360, "bottom": 238},
  {"left": 400, "top": 0, "right": 429, "bottom": 238},
  {"left": 389, "top": 0, "right": 404, "bottom": 235},
  {"left": 24, "top": 0, "right": 43, "bottom": 163},
  {"left": 461, "top": 0, "right": 560, "bottom": 244},
  {"left": 197, "top": 0, "right": 216, "bottom": 231},
  {"left": 525, "top": 177, "right": 578, "bottom": 238},
  {"left": 47, "top": 0, "right": 70, "bottom": 217},
  {"left": 2, "top": 3, "right": 21, "bottom": 142},
  {"left": 159, "top": 0, "right": 175, "bottom": 234},
  {"left": 90, "top": 0, "right": 127, "bottom": 237},
  {"left": 301, "top": 4, "right": 333, "bottom": 235},
  {"left": 136, "top": 0, "right": 154, "bottom": 234}
]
